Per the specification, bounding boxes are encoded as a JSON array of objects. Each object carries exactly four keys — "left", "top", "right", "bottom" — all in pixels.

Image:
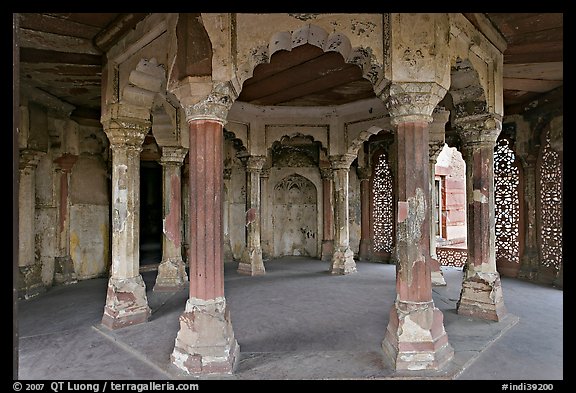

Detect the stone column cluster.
[
  {"left": 53, "top": 153, "right": 78, "bottom": 285},
  {"left": 170, "top": 82, "right": 239, "bottom": 375},
  {"left": 381, "top": 84, "right": 453, "bottom": 371},
  {"left": 329, "top": 154, "right": 357, "bottom": 275},
  {"left": 18, "top": 149, "right": 46, "bottom": 299},
  {"left": 101, "top": 103, "right": 151, "bottom": 330},
  {"left": 455, "top": 115, "right": 507, "bottom": 322},
  {"left": 237, "top": 155, "right": 266, "bottom": 276},
  {"left": 357, "top": 167, "right": 372, "bottom": 261},
  {"left": 428, "top": 109, "right": 450, "bottom": 286},
  {"left": 154, "top": 146, "right": 189, "bottom": 292},
  {"left": 320, "top": 167, "right": 334, "bottom": 262}
]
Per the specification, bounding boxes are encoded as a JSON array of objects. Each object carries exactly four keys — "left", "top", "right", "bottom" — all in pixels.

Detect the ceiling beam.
[
  {"left": 20, "top": 47, "right": 102, "bottom": 65},
  {"left": 463, "top": 13, "right": 508, "bottom": 53},
  {"left": 93, "top": 13, "right": 149, "bottom": 53}
]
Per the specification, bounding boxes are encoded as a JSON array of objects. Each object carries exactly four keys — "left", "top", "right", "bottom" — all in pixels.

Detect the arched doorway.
[{"left": 272, "top": 174, "right": 318, "bottom": 257}]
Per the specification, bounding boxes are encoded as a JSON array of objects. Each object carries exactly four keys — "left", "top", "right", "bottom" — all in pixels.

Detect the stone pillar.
[
  {"left": 223, "top": 167, "right": 234, "bottom": 261},
  {"left": 381, "top": 85, "right": 453, "bottom": 371},
  {"left": 101, "top": 104, "right": 151, "bottom": 330},
  {"left": 518, "top": 154, "right": 539, "bottom": 280},
  {"left": 182, "top": 159, "right": 190, "bottom": 263},
  {"left": 456, "top": 116, "right": 507, "bottom": 321},
  {"left": 428, "top": 109, "right": 449, "bottom": 286},
  {"left": 329, "top": 154, "right": 356, "bottom": 275},
  {"left": 238, "top": 155, "right": 266, "bottom": 275},
  {"left": 53, "top": 153, "right": 78, "bottom": 285},
  {"left": 260, "top": 168, "right": 273, "bottom": 260},
  {"left": 357, "top": 167, "right": 372, "bottom": 261},
  {"left": 170, "top": 83, "right": 239, "bottom": 375},
  {"left": 18, "top": 149, "right": 46, "bottom": 299},
  {"left": 154, "top": 146, "right": 189, "bottom": 291},
  {"left": 320, "top": 167, "right": 334, "bottom": 261}
]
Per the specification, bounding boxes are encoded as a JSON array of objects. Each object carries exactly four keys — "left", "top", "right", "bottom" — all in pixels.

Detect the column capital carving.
[
  {"left": 320, "top": 167, "right": 333, "bottom": 180},
  {"left": 260, "top": 167, "right": 271, "bottom": 178},
  {"left": 223, "top": 167, "right": 232, "bottom": 180},
  {"left": 429, "top": 107, "right": 449, "bottom": 160},
  {"left": 53, "top": 153, "right": 79, "bottom": 172},
  {"left": 19, "top": 149, "right": 45, "bottom": 171},
  {"left": 182, "top": 81, "right": 237, "bottom": 125},
  {"left": 455, "top": 113, "right": 502, "bottom": 148},
  {"left": 329, "top": 154, "right": 356, "bottom": 170},
  {"left": 101, "top": 103, "right": 151, "bottom": 149},
  {"left": 244, "top": 155, "right": 266, "bottom": 172},
  {"left": 356, "top": 167, "right": 372, "bottom": 181},
  {"left": 160, "top": 146, "right": 188, "bottom": 165},
  {"left": 384, "top": 82, "right": 447, "bottom": 126}
]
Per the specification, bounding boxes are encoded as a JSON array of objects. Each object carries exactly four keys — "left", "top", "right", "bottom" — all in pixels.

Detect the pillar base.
[
  {"left": 518, "top": 250, "right": 539, "bottom": 281},
  {"left": 154, "top": 258, "right": 188, "bottom": 292},
  {"left": 18, "top": 263, "right": 46, "bottom": 299},
  {"left": 457, "top": 271, "right": 507, "bottom": 321},
  {"left": 330, "top": 247, "right": 356, "bottom": 275},
  {"left": 54, "top": 256, "right": 78, "bottom": 285},
  {"left": 171, "top": 297, "right": 239, "bottom": 375},
  {"left": 429, "top": 258, "right": 446, "bottom": 286},
  {"left": 321, "top": 240, "right": 334, "bottom": 262},
  {"left": 382, "top": 299, "right": 453, "bottom": 371},
  {"left": 359, "top": 239, "right": 371, "bottom": 261},
  {"left": 237, "top": 247, "right": 265, "bottom": 276},
  {"left": 101, "top": 275, "right": 151, "bottom": 330}
]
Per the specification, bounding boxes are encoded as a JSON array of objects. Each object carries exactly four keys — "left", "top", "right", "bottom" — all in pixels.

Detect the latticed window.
[
  {"left": 539, "top": 130, "right": 562, "bottom": 271},
  {"left": 494, "top": 138, "right": 520, "bottom": 264},
  {"left": 372, "top": 152, "right": 393, "bottom": 253}
]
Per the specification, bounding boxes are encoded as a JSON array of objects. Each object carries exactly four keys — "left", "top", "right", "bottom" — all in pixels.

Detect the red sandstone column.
[
  {"left": 53, "top": 154, "right": 78, "bottom": 285},
  {"left": 170, "top": 83, "right": 239, "bottom": 375},
  {"left": 18, "top": 149, "right": 46, "bottom": 299},
  {"left": 329, "top": 154, "right": 357, "bottom": 275},
  {"left": 101, "top": 104, "right": 151, "bottom": 330},
  {"left": 320, "top": 167, "right": 334, "bottom": 261},
  {"left": 357, "top": 167, "right": 372, "bottom": 261},
  {"left": 154, "top": 146, "right": 189, "bottom": 291},
  {"left": 238, "top": 155, "right": 266, "bottom": 275},
  {"left": 428, "top": 109, "right": 449, "bottom": 286},
  {"left": 381, "top": 87, "right": 453, "bottom": 371},
  {"left": 456, "top": 116, "right": 507, "bottom": 321}
]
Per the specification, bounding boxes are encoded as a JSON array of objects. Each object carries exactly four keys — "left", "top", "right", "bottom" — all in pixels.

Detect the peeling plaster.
[{"left": 473, "top": 189, "right": 488, "bottom": 203}]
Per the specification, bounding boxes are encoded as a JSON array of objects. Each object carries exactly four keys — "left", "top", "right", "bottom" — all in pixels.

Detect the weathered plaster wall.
[
  {"left": 69, "top": 154, "right": 110, "bottom": 279},
  {"left": 35, "top": 152, "right": 57, "bottom": 286}
]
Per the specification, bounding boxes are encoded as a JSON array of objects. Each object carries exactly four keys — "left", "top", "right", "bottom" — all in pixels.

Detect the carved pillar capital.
[
  {"left": 455, "top": 113, "right": 502, "bottom": 149},
  {"left": 329, "top": 154, "right": 356, "bottom": 170},
  {"left": 53, "top": 153, "right": 79, "bottom": 173},
  {"left": 101, "top": 103, "right": 151, "bottom": 150},
  {"left": 385, "top": 82, "right": 447, "bottom": 126},
  {"left": 182, "top": 81, "right": 238, "bottom": 125},
  {"left": 19, "top": 149, "right": 45, "bottom": 171},
  {"left": 160, "top": 146, "right": 188, "bottom": 166},
  {"left": 244, "top": 155, "right": 266, "bottom": 173}
]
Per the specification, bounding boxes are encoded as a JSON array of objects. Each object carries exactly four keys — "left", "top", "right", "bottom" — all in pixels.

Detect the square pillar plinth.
[
  {"left": 154, "top": 258, "right": 188, "bottom": 292},
  {"left": 171, "top": 297, "right": 239, "bottom": 375},
  {"left": 101, "top": 275, "right": 151, "bottom": 330},
  {"left": 382, "top": 300, "right": 454, "bottom": 371},
  {"left": 457, "top": 271, "right": 507, "bottom": 321},
  {"left": 237, "top": 247, "right": 265, "bottom": 276}
]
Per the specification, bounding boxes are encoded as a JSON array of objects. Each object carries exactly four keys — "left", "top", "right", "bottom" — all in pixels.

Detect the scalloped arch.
[
  {"left": 346, "top": 125, "right": 386, "bottom": 157},
  {"left": 235, "top": 24, "right": 384, "bottom": 94}
]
